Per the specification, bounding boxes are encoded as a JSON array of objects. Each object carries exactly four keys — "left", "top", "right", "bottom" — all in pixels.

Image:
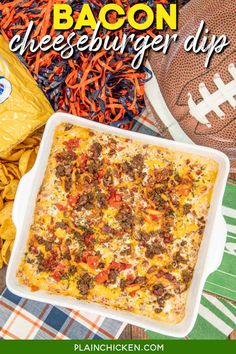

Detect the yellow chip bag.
[{"left": 0, "top": 35, "right": 53, "bottom": 157}]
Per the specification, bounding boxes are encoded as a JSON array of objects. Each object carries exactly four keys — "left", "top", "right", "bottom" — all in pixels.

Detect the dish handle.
[
  {"left": 12, "top": 168, "right": 35, "bottom": 229},
  {"left": 207, "top": 214, "right": 227, "bottom": 275}
]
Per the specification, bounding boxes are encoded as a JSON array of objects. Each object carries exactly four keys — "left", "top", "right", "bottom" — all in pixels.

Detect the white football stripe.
[
  {"left": 217, "top": 270, "right": 236, "bottom": 278},
  {"left": 203, "top": 293, "right": 236, "bottom": 325},
  {"left": 222, "top": 206, "right": 236, "bottom": 219},
  {"left": 206, "top": 281, "right": 236, "bottom": 294},
  {"left": 199, "top": 304, "right": 233, "bottom": 336},
  {"left": 145, "top": 61, "right": 194, "bottom": 144},
  {"left": 227, "top": 224, "right": 236, "bottom": 234}
]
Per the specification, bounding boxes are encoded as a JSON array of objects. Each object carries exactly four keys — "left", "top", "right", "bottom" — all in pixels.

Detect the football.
[{"left": 145, "top": 0, "right": 236, "bottom": 175}]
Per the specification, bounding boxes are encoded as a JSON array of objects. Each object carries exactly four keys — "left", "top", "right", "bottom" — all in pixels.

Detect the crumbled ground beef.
[
  {"left": 76, "top": 192, "right": 94, "bottom": 210},
  {"left": 131, "top": 154, "right": 144, "bottom": 171},
  {"left": 145, "top": 244, "right": 165, "bottom": 259},
  {"left": 56, "top": 165, "right": 66, "bottom": 177},
  {"left": 182, "top": 269, "right": 193, "bottom": 284},
  {"left": 147, "top": 266, "right": 157, "bottom": 274},
  {"left": 103, "top": 172, "right": 113, "bottom": 187},
  {"left": 116, "top": 206, "right": 133, "bottom": 231},
  {"left": 120, "top": 278, "right": 134, "bottom": 291},
  {"left": 77, "top": 273, "right": 94, "bottom": 295},
  {"left": 65, "top": 176, "right": 72, "bottom": 192},
  {"left": 183, "top": 203, "right": 192, "bottom": 214},
  {"left": 55, "top": 221, "right": 67, "bottom": 229},
  {"left": 90, "top": 142, "right": 102, "bottom": 158},
  {"left": 173, "top": 251, "right": 187, "bottom": 265},
  {"left": 134, "top": 276, "right": 146, "bottom": 285},
  {"left": 108, "top": 269, "right": 119, "bottom": 284},
  {"left": 97, "top": 192, "right": 107, "bottom": 208},
  {"left": 153, "top": 284, "right": 165, "bottom": 296}
]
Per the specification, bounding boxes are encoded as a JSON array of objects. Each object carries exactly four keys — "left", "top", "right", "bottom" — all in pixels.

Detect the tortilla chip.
[
  {"left": 5, "top": 163, "right": 21, "bottom": 180},
  {"left": 0, "top": 165, "right": 9, "bottom": 185},
  {"left": 2, "top": 179, "right": 19, "bottom": 200},
  {"left": 0, "top": 201, "right": 13, "bottom": 224},
  {"left": 0, "top": 218, "right": 16, "bottom": 240},
  {"left": 0, "top": 195, "right": 3, "bottom": 211},
  {"left": 0, "top": 249, "right": 3, "bottom": 269},
  {"left": 2, "top": 150, "right": 25, "bottom": 162},
  {"left": 19, "top": 149, "right": 37, "bottom": 176},
  {"left": 1, "top": 240, "right": 12, "bottom": 265}
]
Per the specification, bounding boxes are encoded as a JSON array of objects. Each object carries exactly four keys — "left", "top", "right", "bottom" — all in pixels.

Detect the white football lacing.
[{"left": 188, "top": 63, "right": 236, "bottom": 128}]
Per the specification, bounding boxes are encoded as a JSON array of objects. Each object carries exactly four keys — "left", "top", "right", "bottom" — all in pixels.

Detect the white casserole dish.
[{"left": 7, "top": 112, "right": 229, "bottom": 338}]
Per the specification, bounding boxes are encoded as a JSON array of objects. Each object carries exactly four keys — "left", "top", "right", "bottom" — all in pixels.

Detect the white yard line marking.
[
  {"left": 203, "top": 293, "right": 236, "bottom": 324},
  {"left": 217, "top": 270, "right": 236, "bottom": 277},
  {"left": 223, "top": 206, "right": 236, "bottom": 219},
  {"left": 199, "top": 304, "right": 233, "bottom": 336},
  {"left": 227, "top": 235, "right": 236, "bottom": 240},
  {"left": 227, "top": 224, "right": 236, "bottom": 234},
  {"left": 206, "top": 281, "right": 236, "bottom": 293}
]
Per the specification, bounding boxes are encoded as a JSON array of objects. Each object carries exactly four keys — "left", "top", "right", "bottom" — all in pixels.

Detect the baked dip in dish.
[{"left": 17, "top": 122, "right": 219, "bottom": 324}]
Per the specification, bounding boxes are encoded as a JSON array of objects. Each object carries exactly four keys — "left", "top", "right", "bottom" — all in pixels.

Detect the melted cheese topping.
[{"left": 17, "top": 123, "right": 218, "bottom": 324}]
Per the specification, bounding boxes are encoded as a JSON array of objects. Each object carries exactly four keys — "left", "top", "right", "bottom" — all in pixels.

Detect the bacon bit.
[
  {"left": 64, "top": 138, "right": 80, "bottom": 150},
  {"left": 96, "top": 270, "right": 108, "bottom": 284},
  {"left": 177, "top": 184, "right": 191, "bottom": 197}
]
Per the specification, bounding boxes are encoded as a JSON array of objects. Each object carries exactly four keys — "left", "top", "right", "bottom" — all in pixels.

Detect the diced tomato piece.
[
  {"left": 68, "top": 195, "right": 79, "bottom": 207},
  {"left": 80, "top": 153, "right": 87, "bottom": 164},
  {"left": 31, "top": 285, "right": 39, "bottom": 292},
  {"left": 110, "top": 262, "right": 132, "bottom": 271},
  {"left": 150, "top": 214, "right": 160, "bottom": 221},
  {"left": 56, "top": 204, "right": 67, "bottom": 211},
  {"left": 52, "top": 263, "right": 66, "bottom": 282},
  {"left": 127, "top": 274, "right": 135, "bottom": 280},
  {"left": 129, "top": 290, "right": 137, "bottom": 297},
  {"left": 96, "top": 271, "right": 108, "bottom": 284},
  {"left": 120, "top": 263, "right": 132, "bottom": 270},
  {"left": 98, "top": 169, "right": 106, "bottom": 179},
  {"left": 110, "top": 261, "right": 121, "bottom": 270},
  {"left": 84, "top": 234, "right": 95, "bottom": 247},
  {"left": 109, "top": 200, "right": 122, "bottom": 208},
  {"left": 56, "top": 263, "right": 66, "bottom": 273},
  {"left": 109, "top": 188, "right": 123, "bottom": 208},
  {"left": 82, "top": 251, "right": 92, "bottom": 262},
  {"left": 87, "top": 256, "right": 100, "bottom": 269},
  {"left": 52, "top": 271, "right": 62, "bottom": 282}
]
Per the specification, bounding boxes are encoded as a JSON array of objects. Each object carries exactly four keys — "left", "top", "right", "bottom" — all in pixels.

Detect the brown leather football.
[{"left": 145, "top": 0, "right": 236, "bottom": 175}]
